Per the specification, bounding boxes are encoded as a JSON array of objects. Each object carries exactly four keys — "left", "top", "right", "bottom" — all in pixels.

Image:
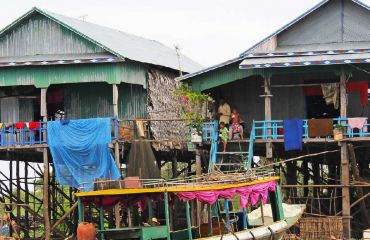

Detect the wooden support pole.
[
  {"left": 99, "top": 202, "right": 105, "bottom": 240},
  {"left": 24, "top": 161, "right": 30, "bottom": 238},
  {"left": 195, "top": 148, "right": 202, "bottom": 226},
  {"left": 16, "top": 157, "right": 20, "bottom": 228},
  {"left": 224, "top": 199, "right": 230, "bottom": 232},
  {"left": 113, "top": 84, "right": 119, "bottom": 118},
  {"left": 340, "top": 68, "right": 351, "bottom": 239},
  {"left": 348, "top": 143, "right": 370, "bottom": 226},
  {"left": 77, "top": 198, "right": 83, "bottom": 224},
  {"left": 113, "top": 84, "right": 121, "bottom": 228},
  {"left": 185, "top": 201, "right": 192, "bottom": 240},
  {"left": 264, "top": 75, "right": 273, "bottom": 159},
  {"left": 164, "top": 192, "right": 171, "bottom": 240},
  {"left": 41, "top": 88, "right": 51, "bottom": 240}
]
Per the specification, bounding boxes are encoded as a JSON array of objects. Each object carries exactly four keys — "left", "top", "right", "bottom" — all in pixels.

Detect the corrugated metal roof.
[
  {"left": 0, "top": 7, "right": 202, "bottom": 73},
  {"left": 239, "top": 52, "right": 370, "bottom": 69},
  {"left": 0, "top": 53, "right": 114, "bottom": 63},
  {"left": 179, "top": 0, "right": 370, "bottom": 82},
  {"left": 240, "top": 0, "right": 370, "bottom": 56}
]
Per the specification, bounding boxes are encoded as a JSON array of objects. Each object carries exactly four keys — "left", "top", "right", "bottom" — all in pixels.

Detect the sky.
[
  {"left": 1, "top": 0, "right": 370, "bottom": 184},
  {"left": 4, "top": 0, "right": 370, "bottom": 67}
]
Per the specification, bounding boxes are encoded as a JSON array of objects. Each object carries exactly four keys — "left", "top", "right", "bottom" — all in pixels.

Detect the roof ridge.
[{"left": 34, "top": 7, "right": 167, "bottom": 47}]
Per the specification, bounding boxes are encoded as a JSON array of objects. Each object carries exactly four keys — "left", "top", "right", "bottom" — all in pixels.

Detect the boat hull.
[{"left": 194, "top": 205, "right": 305, "bottom": 240}]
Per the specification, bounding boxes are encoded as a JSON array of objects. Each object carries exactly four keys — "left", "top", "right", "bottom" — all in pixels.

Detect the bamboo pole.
[{"left": 335, "top": 192, "right": 370, "bottom": 216}]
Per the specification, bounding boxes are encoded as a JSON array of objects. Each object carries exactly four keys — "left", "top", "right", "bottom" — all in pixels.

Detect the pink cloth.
[
  {"left": 348, "top": 118, "right": 368, "bottom": 132},
  {"left": 177, "top": 180, "right": 277, "bottom": 208}
]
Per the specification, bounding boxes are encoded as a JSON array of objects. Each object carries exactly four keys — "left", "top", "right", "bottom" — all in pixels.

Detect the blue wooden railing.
[
  {"left": 253, "top": 118, "right": 370, "bottom": 140},
  {"left": 202, "top": 121, "right": 219, "bottom": 172},
  {"left": 0, "top": 118, "right": 118, "bottom": 147}
]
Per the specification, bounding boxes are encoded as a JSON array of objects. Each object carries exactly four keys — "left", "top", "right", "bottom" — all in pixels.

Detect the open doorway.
[{"left": 306, "top": 95, "right": 339, "bottom": 119}]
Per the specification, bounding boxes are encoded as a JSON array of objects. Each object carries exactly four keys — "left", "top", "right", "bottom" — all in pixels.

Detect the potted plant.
[{"left": 333, "top": 124, "right": 345, "bottom": 141}]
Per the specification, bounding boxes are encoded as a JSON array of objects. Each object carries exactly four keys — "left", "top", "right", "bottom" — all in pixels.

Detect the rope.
[{"left": 254, "top": 149, "right": 340, "bottom": 170}]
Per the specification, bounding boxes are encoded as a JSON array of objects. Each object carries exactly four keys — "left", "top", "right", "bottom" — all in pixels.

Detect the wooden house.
[
  {"left": 179, "top": 0, "right": 370, "bottom": 238},
  {"left": 0, "top": 7, "right": 202, "bottom": 239},
  {"left": 0, "top": 7, "right": 201, "bottom": 123}
]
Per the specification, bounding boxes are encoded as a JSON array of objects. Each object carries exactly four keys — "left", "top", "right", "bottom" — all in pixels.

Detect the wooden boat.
[{"left": 75, "top": 169, "right": 305, "bottom": 240}]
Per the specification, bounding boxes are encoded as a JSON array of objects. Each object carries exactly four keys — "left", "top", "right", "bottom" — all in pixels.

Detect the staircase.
[{"left": 204, "top": 121, "right": 256, "bottom": 173}]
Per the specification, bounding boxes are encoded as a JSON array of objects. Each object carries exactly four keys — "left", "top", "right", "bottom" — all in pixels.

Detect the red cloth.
[
  {"left": 304, "top": 82, "right": 368, "bottom": 107},
  {"left": 15, "top": 122, "right": 26, "bottom": 129},
  {"left": 347, "top": 81, "right": 368, "bottom": 107},
  {"left": 303, "top": 86, "right": 322, "bottom": 96},
  {"left": 29, "top": 122, "right": 40, "bottom": 130}
]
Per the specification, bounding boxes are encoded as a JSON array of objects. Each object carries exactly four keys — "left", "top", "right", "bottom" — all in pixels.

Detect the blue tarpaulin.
[
  {"left": 283, "top": 119, "right": 303, "bottom": 151},
  {"left": 47, "top": 118, "right": 120, "bottom": 191}
]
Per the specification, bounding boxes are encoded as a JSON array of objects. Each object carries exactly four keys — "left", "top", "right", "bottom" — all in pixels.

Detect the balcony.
[
  {"left": 254, "top": 118, "right": 370, "bottom": 142},
  {"left": 0, "top": 118, "right": 118, "bottom": 149}
]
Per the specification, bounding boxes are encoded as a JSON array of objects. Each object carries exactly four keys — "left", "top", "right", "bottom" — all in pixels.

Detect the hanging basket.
[{"left": 333, "top": 128, "right": 343, "bottom": 141}]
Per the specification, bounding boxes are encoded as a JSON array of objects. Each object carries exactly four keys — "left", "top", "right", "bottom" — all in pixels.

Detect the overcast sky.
[{"left": 3, "top": 0, "right": 370, "bottom": 67}]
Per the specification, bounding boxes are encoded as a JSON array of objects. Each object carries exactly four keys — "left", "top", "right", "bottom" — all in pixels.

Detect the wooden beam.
[
  {"left": 264, "top": 75, "right": 273, "bottom": 159},
  {"left": 51, "top": 202, "right": 78, "bottom": 232},
  {"left": 41, "top": 88, "right": 51, "bottom": 240},
  {"left": 340, "top": 68, "right": 350, "bottom": 239}
]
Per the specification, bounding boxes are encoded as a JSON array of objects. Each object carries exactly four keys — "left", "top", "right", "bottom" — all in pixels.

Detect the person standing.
[{"left": 218, "top": 98, "right": 231, "bottom": 125}]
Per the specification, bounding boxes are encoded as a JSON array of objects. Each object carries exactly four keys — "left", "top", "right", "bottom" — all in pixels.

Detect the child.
[
  {"left": 218, "top": 122, "right": 228, "bottom": 152},
  {"left": 229, "top": 108, "right": 244, "bottom": 140}
]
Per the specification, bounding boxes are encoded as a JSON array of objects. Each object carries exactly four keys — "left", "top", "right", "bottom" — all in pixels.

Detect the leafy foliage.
[{"left": 173, "top": 84, "right": 209, "bottom": 127}]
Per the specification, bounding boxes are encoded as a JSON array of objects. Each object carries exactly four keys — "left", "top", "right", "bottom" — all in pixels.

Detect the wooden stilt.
[
  {"left": 41, "top": 88, "right": 51, "bottom": 240},
  {"left": 16, "top": 156, "right": 21, "bottom": 228},
  {"left": 113, "top": 84, "right": 121, "bottom": 228},
  {"left": 186, "top": 201, "right": 192, "bottom": 240},
  {"left": 24, "top": 161, "right": 30, "bottom": 238},
  {"left": 195, "top": 148, "right": 202, "bottom": 226},
  {"left": 340, "top": 68, "right": 350, "bottom": 239},
  {"left": 164, "top": 192, "right": 171, "bottom": 240},
  {"left": 348, "top": 143, "right": 370, "bottom": 226},
  {"left": 263, "top": 75, "right": 273, "bottom": 159}
]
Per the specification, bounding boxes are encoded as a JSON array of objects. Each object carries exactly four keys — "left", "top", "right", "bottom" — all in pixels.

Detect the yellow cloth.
[
  {"left": 136, "top": 120, "right": 145, "bottom": 138},
  {"left": 0, "top": 123, "right": 3, "bottom": 129},
  {"left": 218, "top": 103, "right": 231, "bottom": 124}
]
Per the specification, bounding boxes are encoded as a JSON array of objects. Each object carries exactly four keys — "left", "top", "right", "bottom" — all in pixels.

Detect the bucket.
[
  {"left": 333, "top": 129, "right": 343, "bottom": 141},
  {"left": 77, "top": 222, "right": 96, "bottom": 240}
]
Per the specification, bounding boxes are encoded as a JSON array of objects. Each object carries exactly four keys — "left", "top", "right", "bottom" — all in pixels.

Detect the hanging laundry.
[
  {"left": 348, "top": 117, "right": 368, "bottom": 132},
  {"left": 47, "top": 118, "right": 120, "bottom": 191},
  {"left": 308, "top": 119, "right": 333, "bottom": 137},
  {"left": 347, "top": 81, "right": 368, "bottom": 107},
  {"left": 283, "top": 119, "right": 303, "bottom": 151},
  {"left": 15, "top": 122, "right": 26, "bottom": 129},
  {"left": 29, "top": 121, "right": 40, "bottom": 130},
  {"left": 321, "top": 83, "right": 339, "bottom": 109},
  {"left": 304, "top": 81, "right": 369, "bottom": 107}
]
